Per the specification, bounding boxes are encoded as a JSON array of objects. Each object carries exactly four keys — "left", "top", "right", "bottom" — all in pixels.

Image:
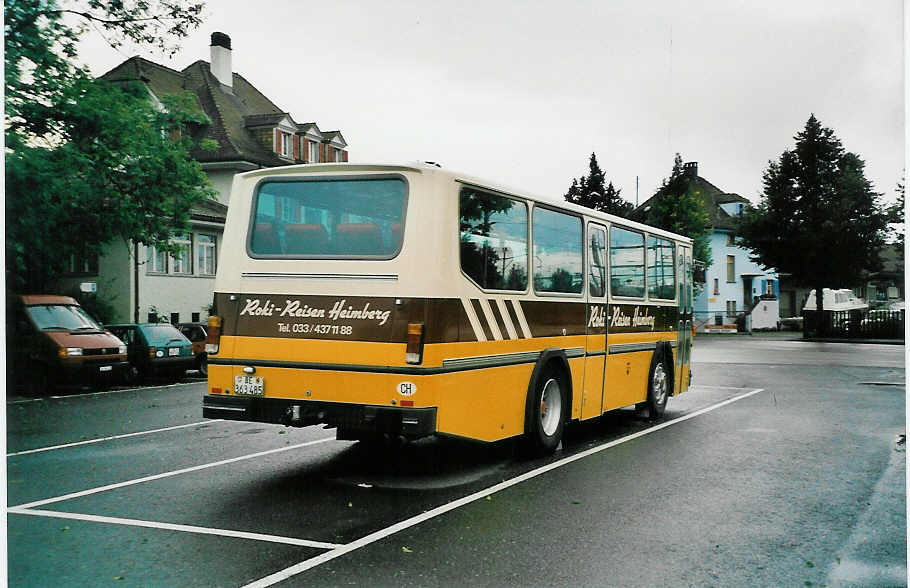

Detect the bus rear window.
[{"left": 249, "top": 177, "right": 407, "bottom": 258}]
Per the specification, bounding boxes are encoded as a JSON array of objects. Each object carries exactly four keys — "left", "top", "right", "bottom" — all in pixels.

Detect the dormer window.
[
  {"left": 279, "top": 131, "right": 293, "bottom": 158},
  {"left": 309, "top": 140, "right": 319, "bottom": 163}
]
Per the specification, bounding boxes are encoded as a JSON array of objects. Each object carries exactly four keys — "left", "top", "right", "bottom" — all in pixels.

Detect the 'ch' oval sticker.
[{"left": 397, "top": 381, "right": 417, "bottom": 396}]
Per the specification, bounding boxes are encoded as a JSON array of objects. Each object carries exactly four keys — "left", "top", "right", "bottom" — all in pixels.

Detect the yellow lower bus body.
[{"left": 204, "top": 332, "right": 687, "bottom": 443}]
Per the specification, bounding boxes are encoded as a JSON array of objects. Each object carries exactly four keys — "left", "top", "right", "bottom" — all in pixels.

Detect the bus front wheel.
[{"left": 523, "top": 365, "right": 567, "bottom": 455}]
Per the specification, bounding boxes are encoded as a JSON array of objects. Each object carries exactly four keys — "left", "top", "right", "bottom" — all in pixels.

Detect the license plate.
[
  {"left": 234, "top": 375, "right": 264, "bottom": 396},
  {"left": 168, "top": 347, "right": 179, "bottom": 356},
  {"left": 99, "top": 365, "right": 113, "bottom": 372}
]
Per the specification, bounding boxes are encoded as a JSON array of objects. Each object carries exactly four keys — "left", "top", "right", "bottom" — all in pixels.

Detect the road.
[{"left": 6, "top": 336, "right": 906, "bottom": 587}]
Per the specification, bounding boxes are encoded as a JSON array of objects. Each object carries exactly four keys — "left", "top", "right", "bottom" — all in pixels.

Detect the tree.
[
  {"left": 636, "top": 154, "right": 712, "bottom": 279},
  {"left": 565, "top": 153, "right": 634, "bottom": 218},
  {"left": 5, "top": 0, "right": 211, "bottom": 293},
  {"left": 737, "top": 115, "right": 889, "bottom": 335},
  {"left": 887, "top": 177, "right": 904, "bottom": 263}
]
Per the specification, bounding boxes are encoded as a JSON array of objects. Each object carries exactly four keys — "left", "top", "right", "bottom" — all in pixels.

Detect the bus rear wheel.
[
  {"left": 523, "top": 365, "right": 566, "bottom": 455},
  {"left": 645, "top": 349, "right": 671, "bottom": 420}
]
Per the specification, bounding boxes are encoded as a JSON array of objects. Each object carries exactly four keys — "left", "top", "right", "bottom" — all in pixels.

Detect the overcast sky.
[{"left": 76, "top": 0, "right": 905, "bottom": 206}]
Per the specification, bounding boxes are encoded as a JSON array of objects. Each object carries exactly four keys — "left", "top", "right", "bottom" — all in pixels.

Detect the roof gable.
[{"left": 99, "top": 54, "right": 347, "bottom": 168}]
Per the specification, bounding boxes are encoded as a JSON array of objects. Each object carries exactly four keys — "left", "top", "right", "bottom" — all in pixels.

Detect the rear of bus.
[{"left": 202, "top": 164, "right": 452, "bottom": 440}]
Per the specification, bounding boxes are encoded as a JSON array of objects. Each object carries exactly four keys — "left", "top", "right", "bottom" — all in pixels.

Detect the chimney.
[
  {"left": 210, "top": 32, "right": 232, "bottom": 88},
  {"left": 684, "top": 161, "right": 698, "bottom": 179}
]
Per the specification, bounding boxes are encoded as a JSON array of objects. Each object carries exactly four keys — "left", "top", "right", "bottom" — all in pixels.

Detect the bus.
[{"left": 202, "top": 163, "right": 693, "bottom": 453}]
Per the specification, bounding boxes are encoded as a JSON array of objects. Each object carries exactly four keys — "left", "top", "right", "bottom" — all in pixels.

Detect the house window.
[
  {"left": 713, "top": 278, "right": 719, "bottom": 295},
  {"left": 726, "top": 255, "right": 735, "bottom": 283},
  {"left": 334, "top": 148, "right": 345, "bottom": 162},
  {"left": 765, "top": 280, "right": 774, "bottom": 296},
  {"left": 147, "top": 245, "right": 167, "bottom": 273},
  {"left": 278, "top": 131, "right": 293, "bottom": 158},
  {"left": 726, "top": 300, "right": 737, "bottom": 317},
  {"left": 170, "top": 312, "right": 179, "bottom": 325},
  {"left": 309, "top": 140, "right": 319, "bottom": 163},
  {"left": 197, "top": 234, "right": 216, "bottom": 275},
  {"left": 171, "top": 233, "right": 192, "bottom": 274},
  {"left": 66, "top": 251, "right": 99, "bottom": 275}
]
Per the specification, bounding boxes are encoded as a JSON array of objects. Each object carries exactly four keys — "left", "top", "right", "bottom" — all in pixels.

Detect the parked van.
[{"left": 8, "top": 295, "right": 129, "bottom": 394}]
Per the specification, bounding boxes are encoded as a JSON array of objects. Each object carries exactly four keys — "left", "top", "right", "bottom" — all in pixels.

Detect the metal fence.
[{"left": 803, "top": 309, "right": 905, "bottom": 340}]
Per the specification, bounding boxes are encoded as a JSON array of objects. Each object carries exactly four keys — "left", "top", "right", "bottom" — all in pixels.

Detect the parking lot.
[{"left": 7, "top": 337, "right": 906, "bottom": 587}]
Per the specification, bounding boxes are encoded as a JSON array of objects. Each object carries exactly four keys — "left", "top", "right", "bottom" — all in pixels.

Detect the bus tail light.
[
  {"left": 405, "top": 323, "right": 425, "bottom": 364},
  {"left": 206, "top": 315, "right": 222, "bottom": 354}
]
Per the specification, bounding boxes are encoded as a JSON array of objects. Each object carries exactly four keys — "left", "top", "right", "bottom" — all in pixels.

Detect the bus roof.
[{"left": 236, "top": 162, "right": 693, "bottom": 245}]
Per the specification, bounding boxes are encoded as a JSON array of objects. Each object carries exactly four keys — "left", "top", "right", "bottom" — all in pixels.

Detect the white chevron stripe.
[
  {"left": 496, "top": 299, "right": 518, "bottom": 339},
  {"left": 511, "top": 299, "right": 532, "bottom": 339},
  {"left": 477, "top": 298, "right": 503, "bottom": 340},
  {"left": 460, "top": 297, "right": 486, "bottom": 341}
]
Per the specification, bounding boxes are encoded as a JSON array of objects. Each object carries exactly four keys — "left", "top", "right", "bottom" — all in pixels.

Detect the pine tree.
[
  {"left": 737, "top": 114, "right": 889, "bottom": 336},
  {"left": 564, "top": 153, "right": 633, "bottom": 218}
]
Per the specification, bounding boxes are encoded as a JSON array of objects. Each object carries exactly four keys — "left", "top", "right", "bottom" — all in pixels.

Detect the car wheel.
[
  {"left": 198, "top": 356, "right": 208, "bottom": 377},
  {"left": 645, "top": 349, "right": 671, "bottom": 420},
  {"left": 24, "top": 366, "right": 52, "bottom": 397}
]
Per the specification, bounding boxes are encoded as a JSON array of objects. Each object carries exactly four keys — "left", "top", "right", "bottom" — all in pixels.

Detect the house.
[
  {"left": 58, "top": 32, "right": 349, "bottom": 324},
  {"left": 636, "top": 162, "right": 780, "bottom": 332}
]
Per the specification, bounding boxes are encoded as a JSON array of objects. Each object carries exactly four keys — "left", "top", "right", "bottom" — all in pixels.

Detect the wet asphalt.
[{"left": 6, "top": 336, "right": 906, "bottom": 587}]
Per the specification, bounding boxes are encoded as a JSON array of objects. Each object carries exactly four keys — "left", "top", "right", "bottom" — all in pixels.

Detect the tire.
[
  {"left": 523, "top": 364, "right": 567, "bottom": 455},
  {"left": 125, "top": 365, "right": 140, "bottom": 385},
  {"left": 645, "top": 349, "right": 671, "bottom": 420},
  {"left": 24, "top": 366, "right": 52, "bottom": 397},
  {"left": 198, "top": 355, "right": 208, "bottom": 377}
]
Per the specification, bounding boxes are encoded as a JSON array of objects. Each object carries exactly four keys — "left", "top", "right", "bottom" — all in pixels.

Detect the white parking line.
[
  {"left": 9, "top": 436, "right": 336, "bottom": 511},
  {"left": 7, "top": 380, "right": 204, "bottom": 405},
  {"left": 7, "top": 508, "right": 342, "bottom": 549},
  {"left": 7, "top": 420, "right": 224, "bottom": 457},
  {"left": 243, "top": 388, "right": 765, "bottom": 588}
]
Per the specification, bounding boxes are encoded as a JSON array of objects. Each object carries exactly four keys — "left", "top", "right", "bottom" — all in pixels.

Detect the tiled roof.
[
  {"left": 322, "top": 130, "right": 347, "bottom": 146},
  {"left": 634, "top": 173, "right": 750, "bottom": 231},
  {"left": 191, "top": 198, "right": 228, "bottom": 223},
  {"left": 243, "top": 113, "right": 291, "bottom": 128},
  {"left": 99, "top": 57, "right": 312, "bottom": 168}
]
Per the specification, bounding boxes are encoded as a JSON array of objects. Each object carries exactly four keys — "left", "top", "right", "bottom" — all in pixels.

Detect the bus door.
[
  {"left": 675, "top": 246, "right": 692, "bottom": 395},
  {"left": 582, "top": 222, "right": 608, "bottom": 420}
]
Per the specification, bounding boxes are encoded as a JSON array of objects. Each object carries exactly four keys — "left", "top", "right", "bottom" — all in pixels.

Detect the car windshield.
[
  {"left": 140, "top": 324, "right": 187, "bottom": 346},
  {"left": 26, "top": 304, "right": 102, "bottom": 331}
]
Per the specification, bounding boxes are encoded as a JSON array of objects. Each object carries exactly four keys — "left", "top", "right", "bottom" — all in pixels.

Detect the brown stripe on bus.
[
  {"left": 505, "top": 299, "right": 525, "bottom": 338},
  {"left": 470, "top": 298, "right": 495, "bottom": 341},
  {"left": 487, "top": 299, "right": 512, "bottom": 340}
]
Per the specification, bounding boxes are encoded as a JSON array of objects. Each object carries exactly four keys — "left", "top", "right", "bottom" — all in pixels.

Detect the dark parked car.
[
  {"left": 7, "top": 295, "right": 129, "bottom": 394},
  {"left": 177, "top": 322, "right": 208, "bottom": 376},
  {"left": 106, "top": 323, "right": 194, "bottom": 382}
]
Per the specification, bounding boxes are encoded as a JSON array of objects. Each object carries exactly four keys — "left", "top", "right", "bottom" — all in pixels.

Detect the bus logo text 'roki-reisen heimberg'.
[
  {"left": 239, "top": 298, "right": 392, "bottom": 325},
  {"left": 589, "top": 305, "right": 657, "bottom": 330}
]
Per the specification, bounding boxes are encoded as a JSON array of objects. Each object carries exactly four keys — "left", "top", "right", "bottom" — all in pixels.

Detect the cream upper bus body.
[{"left": 216, "top": 162, "right": 690, "bottom": 301}]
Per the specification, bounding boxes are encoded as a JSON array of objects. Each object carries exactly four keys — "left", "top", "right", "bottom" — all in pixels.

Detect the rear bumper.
[{"left": 202, "top": 394, "right": 437, "bottom": 438}]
